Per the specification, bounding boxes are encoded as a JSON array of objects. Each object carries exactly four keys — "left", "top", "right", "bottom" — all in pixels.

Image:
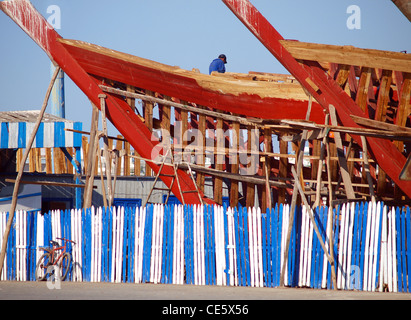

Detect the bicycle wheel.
[
  {"left": 35, "top": 253, "right": 51, "bottom": 281},
  {"left": 59, "top": 252, "right": 71, "bottom": 281}
]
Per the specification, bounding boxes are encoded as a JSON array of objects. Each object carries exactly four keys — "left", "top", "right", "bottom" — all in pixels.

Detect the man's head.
[{"left": 218, "top": 54, "right": 227, "bottom": 64}]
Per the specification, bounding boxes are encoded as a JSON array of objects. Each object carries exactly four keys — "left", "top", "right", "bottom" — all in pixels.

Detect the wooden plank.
[
  {"left": 246, "top": 126, "right": 256, "bottom": 208},
  {"left": 100, "top": 94, "right": 114, "bottom": 206},
  {"left": 280, "top": 40, "right": 411, "bottom": 73},
  {"left": 375, "top": 70, "right": 393, "bottom": 123},
  {"left": 5, "top": 178, "right": 91, "bottom": 189},
  {"left": 28, "top": 148, "right": 35, "bottom": 172},
  {"left": 355, "top": 67, "right": 372, "bottom": 115},
  {"left": 278, "top": 139, "right": 288, "bottom": 204},
  {"left": 66, "top": 147, "right": 74, "bottom": 174},
  {"left": 45, "top": 147, "right": 52, "bottom": 174},
  {"left": 115, "top": 135, "right": 123, "bottom": 176},
  {"left": 124, "top": 141, "right": 130, "bottom": 176},
  {"left": 374, "top": 70, "right": 393, "bottom": 195},
  {"left": 214, "top": 118, "right": 224, "bottom": 205},
  {"left": 230, "top": 122, "right": 240, "bottom": 207},
  {"left": 196, "top": 107, "right": 206, "bottom": 193},
  {"left": 392, "top": 0, "right": 411, "bottom": 22},
  {"left": 144, "top": 90, "right": 154, "bottom": 177},
  {"left": 394, "top": 73, "right": 411, "bottom": 150},
  {"left": 335, "top": 64, "right": 351, "bottom": 89},
  {"left": 329, "top": 105, "right": 356, "bottom": 199},
  {"left": 84, "top": 104, "right": 99, "bottom": 208}
]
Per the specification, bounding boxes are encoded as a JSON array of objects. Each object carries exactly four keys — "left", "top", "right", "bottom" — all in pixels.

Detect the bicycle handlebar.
[{"left": 56, "top": 237, "right": 76, "bottom": 245}]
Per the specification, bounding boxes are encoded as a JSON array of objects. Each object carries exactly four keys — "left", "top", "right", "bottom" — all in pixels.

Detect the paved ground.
[{"left": 1, "top": 281, "right": 410, "bottom": 300}]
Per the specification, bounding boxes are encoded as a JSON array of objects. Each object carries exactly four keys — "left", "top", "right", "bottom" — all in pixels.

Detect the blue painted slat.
[
  {"left": 275, "top": 204, "right": 283, "bottom": 288},
  {"left": 401, "top": 207, "right": 407, "bottom": 292},
  {"left": 54, "top": 122, "right": 65, "bottom": 148},
  {"left": 1, "top": 122, "right": 8, "bottom": 148},
  {"left": 262, "top": 208, "right": 272, "bottom": 287},
  {"left": 243, "top": 207, "right": 251, "bottom": 287},
  {"left": 121, "top": 208, "right": 128, "bottom": 283},
  {"left": 34, "top": 122, "right": 44, "bottom": 148},
  {"left": 73, "top": 122, "right": 82, "bottom": 147},
  {"left": 236, "top": 206, "right": 244, "bottom": 287},
  {"left": 375, "top": 203, "right": 383, "bottom": 291},
  {"left": 167, "top": 204, "right": 174, "bottom": 284},
  {"left": 407, "top": 207, "right": 411, "bottom": 293},
  {"left": 207, "top": 205, "right": 215, "bottom": 286},
  {"left": 271, "top": 205, "right": 277, "bottom": 288},
  {"left": 204, "top": 205, "right": 210, "bottom": 286},
  {"left": 101, "top": 207, "right": 106, "bottom": 282},
  {"left": 18, "top": 122, "right": 26, "bottom": 148},
  {"left": 182, "top": 204, "right": 189, "bottom": 285},
  {"left": 359, "top": 203, "right": 368, "bottom": 291}
]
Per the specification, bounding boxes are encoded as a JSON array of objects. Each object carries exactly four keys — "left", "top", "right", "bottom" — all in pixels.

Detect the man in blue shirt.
[{"left": 209, "top": 54, "right": 227, "bottom": 74}]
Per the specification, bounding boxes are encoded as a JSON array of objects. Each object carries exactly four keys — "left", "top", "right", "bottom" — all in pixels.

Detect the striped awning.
[{"left": 0, "top": 111, "right": 82, "bottom": 149}]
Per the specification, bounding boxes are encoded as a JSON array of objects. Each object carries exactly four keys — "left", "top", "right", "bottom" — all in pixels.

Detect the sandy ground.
[{"left": 0, "top": 281, "right": 410, "bottom": 300}]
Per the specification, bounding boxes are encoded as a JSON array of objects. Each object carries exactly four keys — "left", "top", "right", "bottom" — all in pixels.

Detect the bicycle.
[{"left": 35, "top": 237, "right": 76, "bottom": 281}]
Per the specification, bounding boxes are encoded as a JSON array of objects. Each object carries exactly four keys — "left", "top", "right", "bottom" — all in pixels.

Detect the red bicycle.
[{"left": 35, "top": 237, "right": 76, "bottom": 281}]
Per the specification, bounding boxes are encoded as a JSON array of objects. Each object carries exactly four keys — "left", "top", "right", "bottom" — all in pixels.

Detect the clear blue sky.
[{"left": 0, "top": 0, "right": 410, "bottom": 136}]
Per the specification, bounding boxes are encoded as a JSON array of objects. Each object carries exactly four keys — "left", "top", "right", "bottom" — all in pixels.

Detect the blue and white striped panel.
[{"left": 0, "top": 121, "right": 82, "bottom": 149}]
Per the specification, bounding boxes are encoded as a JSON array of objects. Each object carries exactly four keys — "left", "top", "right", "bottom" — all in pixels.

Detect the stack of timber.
[{"left": 1, "top": 0, "right": 411, "bottom": 209}]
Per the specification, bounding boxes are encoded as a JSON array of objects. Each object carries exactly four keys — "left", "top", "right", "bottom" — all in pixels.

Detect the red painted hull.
[{"left": 58, "top": 39, "right": 325, "bottom": 123}]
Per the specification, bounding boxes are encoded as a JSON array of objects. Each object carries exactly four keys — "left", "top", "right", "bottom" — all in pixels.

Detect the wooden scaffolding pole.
[
  {"left": 83, "top": 103, "right": 99, "bottom": 208},
  {"left": 280, "top": 95, "right": 312, "bottom": 287},
  {"left": 0, "top": 66, "right": 61, "bottom": 277},
  {"left": 99, "top": 94, "right": 114, "bottom": 207}
]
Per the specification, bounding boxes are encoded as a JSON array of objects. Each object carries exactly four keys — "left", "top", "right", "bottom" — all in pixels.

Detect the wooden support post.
[
  {"left": 124, "top": 141, "right": 130, "bottom": 176},
  {"left": 360, "top": 136, "right": 376, "bottom": 202},
  {"left": 115, "top": 135, "right": 123, "bottom": 176},
  {"left": 291, "top": 166, "right": 338, "bottom": 290},
  {"left": 0, "top": 66, "right": 61, "bottom": 277},
  {"left": 314, "top": 114, "right": 330, "bottom": 208},
  {"left": 394, "top": 73, "right": 411, "bottom": 199},
  {"left": 278, "top": 138, "right": 288, "bottom": 204},
  {"left": 214, "top": 118, "right": 224, "bottom": 205},
  {"left": 98, "top": 148, "right": 108, "bottom": 208},
  {"left": 355, "top": 67, "right": 372, "bottom": 115},
  {"left": 262, "top": 127, "right": 272, "bottom": 211},
  {"left": 324, "top": 129, "right": 337, "bottom": 289},
  {"left": 280, "top": 95, "right": 312, "bottom": 287},
  {"left": 83, "top": 103, "right": 99, "bottom": 208},
  {"left": 196, "top": 107, "right": 206, "bottom": 193},
  {"left": 99, "top": 94, "right": 114, "bottom": 207},
  {"left": 246, "top": 126, "right": 256, "bottom": 208},
  {"left": 230, "top": 121, "right": 240, "bottom": 207},
  {"left": 45, "top": 148, "right": 52, "bottom": 174},
  {"left": 375, "top": 70, "right": 393, "bottom": 195},
  {"left": 144, "top": 90, "right": 154, "bottom": 176},
  {"left": 329, "top": 105, "right": 356, "bottom": 200},
  {"left": 134, "top": 149, "right": 141, "bottom": 176}
]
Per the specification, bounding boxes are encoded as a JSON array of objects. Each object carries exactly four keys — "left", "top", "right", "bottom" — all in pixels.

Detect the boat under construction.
[{"left": 1, "top": 0, "right": 411, "bottom": 211}]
